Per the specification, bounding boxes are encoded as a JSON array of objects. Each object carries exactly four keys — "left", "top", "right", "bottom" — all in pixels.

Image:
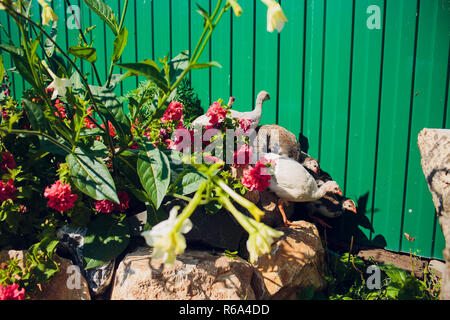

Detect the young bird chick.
[{"left": 306, "top": 194, "right": 357, "bottom": 228}]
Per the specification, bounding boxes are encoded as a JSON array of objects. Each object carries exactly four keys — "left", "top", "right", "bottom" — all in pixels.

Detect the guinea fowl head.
[
  {"left": 321, "top": 181, "right": 342, "bottom": 196},
  {"left": 342, "top": 199, "right": 357, "bottom": 213},
  {"left": 256, "top": 91, "right": 271, "bottom": 106},
  {"left": 303, "top": 157, "right": 320, "bottom": 173}
]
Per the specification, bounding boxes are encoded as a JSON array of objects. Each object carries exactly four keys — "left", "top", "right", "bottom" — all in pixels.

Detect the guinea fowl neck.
[
  {"left": 254, "top": 95, "right": 265, "bottom": 115},
  {"left": 314, "top": 184, "right": 329, "bottom": 200}
]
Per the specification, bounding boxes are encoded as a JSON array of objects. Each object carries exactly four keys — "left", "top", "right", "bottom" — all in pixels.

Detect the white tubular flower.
[
  {"left": 141, "top": 206, "right": 193, "bottom": 265},
  {"left": 246, "top": 217, "right": 284, "bottom": 263},
  {"left": 261, "top": 0, "right": 288, "bottom": 33},
  {"left": 227, "top": 0, "right": 243, "bottom": 17},
  {"left": 42, "top": 60, "right": 71, "bottom": 100},
  {"left": 37, "top": 0, "right": 58, "bottom": 26}
]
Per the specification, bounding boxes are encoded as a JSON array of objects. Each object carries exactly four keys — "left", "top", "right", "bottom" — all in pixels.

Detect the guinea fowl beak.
[
  {"left": 336, "top": 189, "right": 343, "bottom": 196},
  {"left": 349, "top": 207, "right": 357, "bottom": 214}
]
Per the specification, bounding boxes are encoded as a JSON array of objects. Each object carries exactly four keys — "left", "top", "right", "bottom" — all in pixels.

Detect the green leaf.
[
  {"left": 68, "top": 46, "right": 97, "bottom": 63},
  {"left": 82, "top": 0, "right": 119, "bottom": 36},
  {"left": 0, "top": 44, "right": 36, "bottom": 86},
  {"left": 0, "top": 55, "right": 5, "bottom": 79},
  {"left": 137, "top": 142, "right": 171, "bottom": 209},
  {"left": 111, "top": 27, "right": 128, "bottom": 63},
  {"left": 22, "top": 99, "right": 49, "bottom": 132},
  {"left": 168, "top": 51, "right": 189, "bottom": 85},
  {"left": 44, "top": 23, "right": 58, "bottom": 57},
  {"left": 67, "top": 147, "right": 119, "bottom": 203},
  {"left": 116, "top": 60, "right": 169, "bottom": 92},
  {"left": 83, "top": 215, "right": 130, "bottom": 270},
  {"left": 146, "top": 205, "right": 169, "bottom": 228},
  {"left": 40, "top": 136, "right": 71, "bottom": 156},
  {"left": 196, "top": 3, "right": 212, "bottom": 27},
  {"left": 90, "top": 85, "right": 131, "bottom": 146},
  {"left": 189, "top": 61, "right": 222, "bottom": 70},
  {"left": 176, "top": 169, "right": 207, "bottom": 196}
]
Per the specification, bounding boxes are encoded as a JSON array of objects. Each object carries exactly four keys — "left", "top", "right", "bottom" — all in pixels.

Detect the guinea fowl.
[
  {"left": 260, "top": 152, "right": 342, "bottom": 226},
  {"left": 192, "top": 91, "right": 270, "bottom": 128},
  {"left": 298, "top": 151, "right": 320, "bottom": 174},
  {"left": 256, "top": 124, "right": 301, "bottom": 162},
  {"left": 256, "top": 125, "right": 320, "bottom": 174},
  {"left": 305, "top": 194, "right": 357, "bottom": 228}
]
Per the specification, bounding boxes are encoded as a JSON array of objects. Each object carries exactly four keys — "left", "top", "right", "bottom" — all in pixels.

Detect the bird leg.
[
  {"left": 310, "top": 215, "right": 333, "bottom": 229},
  {"left": 277, "top": 199, "right": 300, "bottom": 227}
]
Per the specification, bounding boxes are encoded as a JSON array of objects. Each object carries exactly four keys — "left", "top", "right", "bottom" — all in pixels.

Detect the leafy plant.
[
  {"left": 0, "top": 0, "right": 290, "bottom": 290},
  {"left": 299, "top": 252, "right": 441, "bottom": 300}
]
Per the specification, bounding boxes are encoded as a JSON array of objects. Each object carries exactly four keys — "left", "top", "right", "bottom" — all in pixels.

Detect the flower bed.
[{"left": 0, "top": 0, "right": 290, "bottom": 299}]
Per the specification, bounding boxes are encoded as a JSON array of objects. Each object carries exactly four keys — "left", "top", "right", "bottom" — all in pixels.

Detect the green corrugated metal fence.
[{"left": 1, "top": 0, "right": 449, "bottom": 259}]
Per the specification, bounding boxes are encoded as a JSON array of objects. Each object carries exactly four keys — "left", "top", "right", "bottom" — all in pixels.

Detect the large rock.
[
  {"left": 34, "top": 255, "right": 91, "bottom": 300},
  {"left": 253, "top": 220, "right": 326, "bottom": 299},
  {"left": 0, "top": 250, "right": 90, "bottom": 300},
  {"left": 110, "top": 248, "right": 267, "bottom": 300},
  {"left": 417, "top": 128, "right": 450, "bottom": 300}
]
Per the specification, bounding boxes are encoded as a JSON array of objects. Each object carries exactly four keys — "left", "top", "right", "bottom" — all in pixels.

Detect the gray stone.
[
  {"left": 417, "top": 128, "right": 450, "bottom": 300},
  {"left": 110, "top": 247, "right": 268, "bottom": 300},
  {"left": 428, "top": 259, "right": 446, "bottom": 278},
  {"left": 127, "top": 211, "right": 148, "bottom": 236},
  {"left": 253, "top": 220, "right": 326, "bottom": 299},
  {"left": 0, "top": 250, "right": 91, "bottom": 300}
]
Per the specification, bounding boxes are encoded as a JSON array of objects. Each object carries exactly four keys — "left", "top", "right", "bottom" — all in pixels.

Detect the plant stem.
[
  {"left": 106, "top": 0, "right": 129, "bottom": 88},
  {"left": 64, "top": 0, "right": 102, "bottom": 85},
  {"left": 1, "top": 128, "right": 73, "bottom": 154},
  {"left": 6, "top": 8, "right": 114, "bottom": 153},
  {"left": 174, "top": 180, "right": 208, "bottom": 231},
  {"left": 218, "top": 192, "right": 256, "bottom": 235},
  {"left": 141, "top": 0, "right": 229, "bottom": 131},
  {"left": 215, "top": 177, "right": 265, "bottom": 221}
]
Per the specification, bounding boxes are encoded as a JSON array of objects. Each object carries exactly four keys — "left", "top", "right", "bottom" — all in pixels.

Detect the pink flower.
[
  {"left": 0, "top": 152, "right": 17, "bottom": 173},
  {"left": 44, "top": 181, "right": 78, "bottom": 212},
  {"left": 239, "top": 118, "right": 252, "bottom": 133},
  {"left": 83, "top": 107, "right": 97, "bottom": 129},
  {"left": 129, "top": 142, "right": 139, "bottom": 150},
  {"left": 0, "top": 283, "right": 25, "bottom": 300},
  {"left": 233, "top": 145, "right": 253, "bottom": 167},
  {"left": 206, "top": 102, "right": 227, "bottom": 125},
  {"left": 54, "top": 99, "right": 67, "bottom": 118},
  {"left": 116, "top": 191, "right": 130, "bottom": 212},
  {"left": 241, "top": 159, "right": 274, "bottom": 192},
  {"left": 204, "top": 154, "right": 224, "bottom": 167},
  {"left": 167, "top": 128, "right": 194, "bottom": 151},
  {"left": 101, "top": 121, "right": 117, "bottom": 138},
  {"left": 94, "top": 199, "right": 116, "bottom": 214},
  {"left": 0, "top": 179, "right": 17, "bottom": 203},
  {"left": 1, "top": 108, "right": 8, "bottom": 119},
  {"left": 94, "top": 191, "right": 130, "bottom": 213},
  {"left": 161, "top": 101, "right": 184, "bottom": 124}
]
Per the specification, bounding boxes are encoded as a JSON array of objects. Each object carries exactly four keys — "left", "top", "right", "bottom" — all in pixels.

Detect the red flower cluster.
[
  {"left": 241, "top": 158, "right": 274, "bottom": 192},
  {"left": 44, "top": 181, "right": 78, "bottom": 212},
  {"left": 84, "top": 107, "right": 97, "bottom": 129},
  {"left": 0, "top": 152, "right": 17, "bottom": 173},
  {"left": 54, "top": 99, "right": 67, "bottom": 118},
  {"left": 94, "top": 191, "right": 130, "bottom": 214},
  {"left": 0, "top": 179, "right": 17, "bottom": 203},
  {"left": 206, "top": 102, "right": 227, "bottom": 125},
  {"left": 1, "top": 107, "right": 8, "bottom": 119},
  {"left": 234, "top": 145, "right": 253, "bottom": 168},
  {"left": 161, "top": 101, "right": 184, "bottom": 124},
  {"left": 0, "top": 283, "right": 25, "bottom": 300},
  {"left": 239, "top": 118, "right": 252, "bottom": 133},
  {"left": 101, "top": 121, "right": 117, "bottom": 138}
]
